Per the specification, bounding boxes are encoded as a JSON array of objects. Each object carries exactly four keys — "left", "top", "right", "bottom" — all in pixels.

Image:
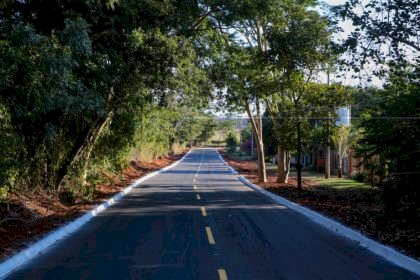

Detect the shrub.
[
  {"left": 59, "top": 190, "right": 76, "bottom": 206},
  {"left": 382, "top": 174, "right": 419, "bottom": 225},
  {"left": 351, "top": 171, "right": 364, "bottom": 182},
  {"left": 79, "top": 184, "right": 95, "bottom": 201},
  {"left": 225, "top": 132, "right": 238, "bottom": 153}
]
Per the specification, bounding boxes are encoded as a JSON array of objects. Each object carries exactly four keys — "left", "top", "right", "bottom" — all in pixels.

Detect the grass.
[
  {"left": 314, "top": 178, "right": 371, "bottom": 189},
  {"left": 228, "top": 152, "right": 371, "bottom": 190},
  {"left": 267, "top": 163, "right": 370, "bottom": 189}
]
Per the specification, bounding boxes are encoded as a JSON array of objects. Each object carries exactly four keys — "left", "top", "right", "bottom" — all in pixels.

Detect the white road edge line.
[
  {"left": 218, "top": 149, "right": 420, "bottom": 276},
  {"left": 216, "top": 153, "right": 238, "bottom": 175},
  {"left": 0, "top": 150, "right": 194, "bottom": 279}
]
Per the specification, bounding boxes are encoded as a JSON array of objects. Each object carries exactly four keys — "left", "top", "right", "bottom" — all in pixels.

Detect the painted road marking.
[
  {"left": 194, "top": 185, "right": 197, "bottom": 190},
  {"left": 196, "top": 194, "right": 201, "bottom": 200},
  {"left": 201, "top": 207, "right": 207, "bottom": 217},
  {"left": 218, "top": 269, "right": 228, "bottom": 280},
  {"left": 205, "top": 227, "right": 215, "bottom": 244}
]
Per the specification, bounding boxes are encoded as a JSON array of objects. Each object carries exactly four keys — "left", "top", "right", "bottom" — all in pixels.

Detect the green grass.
[
  {"left": 313, "top": 178, "right": 370, "bottom": 189},
  {"left": 231, "top": 156, "right": 370, "bottom": 190},
  {"left": 267, "top": 163, "right": 370, "bottom": 189},
  {"left": 266, "top": 164, "right": 324, "bottom": 179}
]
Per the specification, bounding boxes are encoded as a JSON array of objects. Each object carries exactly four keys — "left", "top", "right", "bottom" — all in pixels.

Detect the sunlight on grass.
[
  {"left": 268, "top": 164, "right": 370, "bottom": 189},
  {"left": 314, "top": 178, "right": 370, "bottom": 189}
]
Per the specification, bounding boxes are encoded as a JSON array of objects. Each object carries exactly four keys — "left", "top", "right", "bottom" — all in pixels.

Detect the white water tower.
[{"left": 336, "top": 106, "right": 351, "bottom": 126}]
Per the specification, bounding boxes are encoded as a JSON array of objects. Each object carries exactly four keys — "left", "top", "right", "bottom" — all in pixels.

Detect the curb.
[
  {"left": 217, "top": 153, "right": 238, "bottom": 175},
  {"left": 235, "top": 175, "right": 420, "bottom": 276},
  {"left": 0, "top": 150, "right": 192, "bottom": 279}
]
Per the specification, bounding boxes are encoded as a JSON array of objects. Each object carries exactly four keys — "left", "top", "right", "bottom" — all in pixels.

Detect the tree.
[
  {"left": 352, "top": 69, "right": 419, "bottom": 222},
  {"left": 196, "top": 116, "right": 218, "bottom": 145},
  {"left": 264, "top": 93, "right": 296, "bottom": 183},
  {"left": 335, "top": 0, "right": 419, "bottom": 78},
  {"left": 206, "top": 0, "right": 298, "bottom": 183},
  {"left": 214, "top": 48, "right": 268, "bottom": 182},
  {"left": 0, "top": 0, "right": 215, "bottom": 196},
  {"left": 331, "top": 125, "right": 358, "bottom": 178},
  {"left": 308, "top": 84, "right": 353, "bottom": 178},
  {"left": 217, "top": 119, "right": 235, "bottom": 144},
  {"left": 226, "top": 131, "right": 238, "bottom": 153},
  {"left": 266, "top": 6, "right": 334, "bottom": 189},
  {"left": 336, "top": 0, "right": 419, "bottom": 223}
]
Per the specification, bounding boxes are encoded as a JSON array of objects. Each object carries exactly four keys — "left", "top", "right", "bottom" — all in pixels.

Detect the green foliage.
[
  {"left": 58, "top": 190, "right": 76, "bottom": 206},
  {"left": 241, "top": 127, "right": 252, "bottom": 142},
  {"left": 350, "top": 171, "right": 365, "bottom": 183},
  {"left": 0, "top": 0, "right": 215, "bottom": 198},
  {"left": 267, "top": 7, "right": 332, "bottom": 72},
  {"left": 354, "top": 72, "right": 419, "bottom": 175},
  {"left": 353, "top": 69, "right": 419, "bottom": 219},
  {"left": 331, "top": 125, "right": 358, "bottom": 160},
  {"left": 336, "top": 0, "right": 419, "bottom": 77},
  {"left": 226, "top": 132, "right": 238, "bottom": 153},
  {"left": 196, "top": 116, "right": 218, "bottom": 144}
]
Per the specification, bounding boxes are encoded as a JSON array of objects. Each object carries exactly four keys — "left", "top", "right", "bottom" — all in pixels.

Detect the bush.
[
  {"left": 240, "top": 140, "right": 252, "bottom": 154},
  {"left": 351, "top": 171, "right": 365, "bottom": 182},
  {"left": 79, "top": 184, "right": 95, "bottom": 201},
  {"left": 0, "top": 187, "right": 8, "bottom": 201},
  {"left": 59, "top": 190, "right": 76, "bottom": 206},
  {"left": 382, "top": 174, "right": 419, "bottom": 225},
  {"left": 225, "top": 132, "right": 238, "bottom": 153}
]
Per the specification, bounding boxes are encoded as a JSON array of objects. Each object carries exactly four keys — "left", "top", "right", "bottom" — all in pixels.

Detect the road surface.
[{"left": 6, "top": 149, "right": 417, "bottom": 279}]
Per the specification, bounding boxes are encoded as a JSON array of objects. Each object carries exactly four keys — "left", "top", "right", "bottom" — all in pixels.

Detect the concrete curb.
[
  {"left": 236, "top": 175, "right": 420, "bottom": 276},
  {"left": 0, "top": 150, "right": 192, "bottom": 279},
  {"left": 217, "top": 153, "right": 238, "bottom": 175}
]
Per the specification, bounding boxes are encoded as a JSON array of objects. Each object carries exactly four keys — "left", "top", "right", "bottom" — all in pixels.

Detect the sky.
[
  {"left": 317, "top": 0, "right": 385, "bottom": 87},
  {"left": 215, "top": 0, "right": 383, "bottom": 118}
]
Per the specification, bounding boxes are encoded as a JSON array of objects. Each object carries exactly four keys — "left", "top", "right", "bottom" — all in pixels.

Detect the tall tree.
[
  {"left": 331, "top": 125, "right": 357, "bottom": 178},
  {"left": 267, "top": 6, "right": 334, "bottom": 189},
  {"left": 335, "top": 0, "right": 419, "bottom": 78},
  {"left": 0, "top": 0, "right": 214, "bottom": 192},
  {"left": 214, "top": 48, "right": 268, "bottom": 182}
]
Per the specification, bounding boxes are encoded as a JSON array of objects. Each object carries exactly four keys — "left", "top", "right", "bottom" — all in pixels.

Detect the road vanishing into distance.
[{"left": 6, "top": 149, "right": 417, "bottom": 279}]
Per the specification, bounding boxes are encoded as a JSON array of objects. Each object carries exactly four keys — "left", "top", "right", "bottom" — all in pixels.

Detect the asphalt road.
[{"left": 6, "top": 149, "right": 417, "bottom": 279}]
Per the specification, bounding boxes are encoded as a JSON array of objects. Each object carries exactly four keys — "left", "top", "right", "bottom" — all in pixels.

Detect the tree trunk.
[
  {"left": 80, "top": 112, "right": 114, "bottom": 184},
  {"left": 245, "top": 102, "right": 267, "bottom": 183},
  {"left": 55, "top": 126, "right": 91, "bottom": 189},
  {"left": 256, "top": 102, "right": 266, "bottom": 183},
  {"left": 277, "top": 145, "right": 291, "bottom": 183},
  {"left": 57, "top": 88, "right": 115, "bottom": 190},
  {"left": 325, "top": 146, "right": 331, "bottom": 178},
  {"left": 337, "top": 155, "right": 343, "bottom": 178},
  {"left": 57, "top": 112, "right": 114, "bottom": 189},
  {"left": 296, "top": 119, "right": 302, "bottom": 190}
]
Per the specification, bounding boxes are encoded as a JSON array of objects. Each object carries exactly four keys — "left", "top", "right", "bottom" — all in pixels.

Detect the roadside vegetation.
[
  {"left": 0, "top": 0, "right": 220, "bottom": 257},
  {"left": 0, "top": 0, "right": 418, "bottom": 261},
  {"left": 214, "top": 0, "right": 418, "bottom": 258}
]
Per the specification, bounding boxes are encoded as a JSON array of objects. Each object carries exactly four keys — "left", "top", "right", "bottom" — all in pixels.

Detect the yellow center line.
[
  {"left": 201, "top": 207, "right": 207, "bottom": 217},
  {"left": 196, "top": 194, "right": 201, "bottom": 200},
  {"left": 218, "top": 269, "right": 228, "bottom": 280},
  {"left": 205, "top": 227, "right": 215, "bottom": 244}
]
